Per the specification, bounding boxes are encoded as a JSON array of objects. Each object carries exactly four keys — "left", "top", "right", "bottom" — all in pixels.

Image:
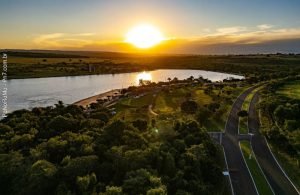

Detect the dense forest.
[{"left": 0, "top": 101, "right": 225, "bottom": 194}]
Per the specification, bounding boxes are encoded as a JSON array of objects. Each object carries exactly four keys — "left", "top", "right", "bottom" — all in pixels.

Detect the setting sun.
[{"left": 125, "top": 24, "right": 164, "bottom": 48}]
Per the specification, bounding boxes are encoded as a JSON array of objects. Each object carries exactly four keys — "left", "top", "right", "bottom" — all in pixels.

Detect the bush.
[
  {"left": 237, "top": 110, "right": 248, "bottom": 117},
  {"left": 284, "top": 120, "right": 298, "bottom": 131},
  {"left": 196, "top": 107, "right": 212, "bottom": 125},
  {"left": 132, "top": 119, "right": 148, "bottom": 131},
  {"left": 181, "top": 101, "right": 198, "bottom": 114},
  {"left": 90, "top": 112, "right": 109, "bottom": 123},
  {"left": 47, "top": 115, "right": 78, "bottom": 132}
]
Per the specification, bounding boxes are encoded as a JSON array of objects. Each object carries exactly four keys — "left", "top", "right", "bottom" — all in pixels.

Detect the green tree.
[
  {"left": 196, "top": 107, "right": 212, "bottom": 125},
  {"left": 47, "top": 115, "right": 78, "bottom": 133},
  {"left": 122, "top": 169, "right": 154, "bottom": 194},
  {"left": 76, "top": 172, "right": 97, "bottom": 193},
  {"left": 132, "top": 119, "right": 148, "bottom": 131},
  {"left": 181, "top": 100, "right": 198, "bottom": 114},
  {"left": 101, "top": 186, "right": 123, "bottom": 195},
  {"left": 284, "top": 120, "right": 298, "bottom": 131},
  {"left": 237, "top": 110, "right": 248, "bottom": 117},
  {"left": 90, "top": 112, "right": 109, "bottom": 123},
  {"left": 25, "top": 160, "right": 58, "bottom": 195}
]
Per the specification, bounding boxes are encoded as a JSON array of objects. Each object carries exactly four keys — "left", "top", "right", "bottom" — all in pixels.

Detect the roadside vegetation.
[
  {"left": 240, "top": 141, "right": 274, "bottom": 195},
  {"left": 259, "top": 76, "right": 300, "bottom": 189},
  {"left": 276, "top": 80, "right": 300, "bottom": 100},
  {"left": 239, "top": 86, "right": 265, "bottom": 134}
]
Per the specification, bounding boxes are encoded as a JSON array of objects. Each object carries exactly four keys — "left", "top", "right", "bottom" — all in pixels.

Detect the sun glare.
[
  {"left": 125, "top": 24, "right": 164, "bottom": 48},
  {"left": 136, "top": 71, "right": 152, "bottom": 83}
]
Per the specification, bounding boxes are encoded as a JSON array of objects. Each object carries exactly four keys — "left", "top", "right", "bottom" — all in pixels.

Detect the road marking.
[
  {"left": 249, "top": 142, "right": 275, "bottom": 195},
  {"left": 239, "top": 142, "right": 259, "bottom": 195},
  {"left": 221, "top": 146, "right": 235, "bottom": 195},
  {"left": 256, "top": 92, "right": 299, "bottom": 194},
  {"left": 264, "top": 137, "right": 300, "bottom": 195},
  {"left": 247, "top": 91, "right": 275, "bottom": 195},
  {"left": 222, "top": 86, "right": 257, "bottom": 195}
]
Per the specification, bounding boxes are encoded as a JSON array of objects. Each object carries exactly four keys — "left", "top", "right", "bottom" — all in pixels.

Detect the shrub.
[
  {"left": 181, "top": 101, "right": 198, "bottom": 114},
  {"left": 237, "top": 110, "right": 248, "bottom": 117}
]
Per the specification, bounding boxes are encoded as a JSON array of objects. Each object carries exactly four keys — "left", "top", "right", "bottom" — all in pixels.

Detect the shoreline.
[
  {"left": 7, "top": 68, "right": 244, "bottom": 80},
  {"left": 73, "top": 89, "right": 121, "bottom": 107}
]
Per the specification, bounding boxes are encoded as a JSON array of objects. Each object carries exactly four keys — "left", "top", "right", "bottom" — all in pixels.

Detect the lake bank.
[
  {"left": 3, "top": 69, "right": 244, "bottom": 115},
  {"left": 73, "top": 89, "right": 121, "bottom": 107}
]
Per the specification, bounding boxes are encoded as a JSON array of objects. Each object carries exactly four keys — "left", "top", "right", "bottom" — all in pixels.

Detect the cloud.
[
  {"left": 216, "top": 26, "right": 247, "bottom": 35},
  {"left": 31, "top": 26, "right": 300, "bottom": 54},
  {"left": 33, "top": 33, "right": 95, "bottom": 48},
  {"left": 257, "top": 24, "right": 273, "bottom": 30},
  {"left": 33, "top": 33, "right": 64, "bottom": 47},
  {"left": 76, "top": 33, "right": 96, "bottom": 36}
]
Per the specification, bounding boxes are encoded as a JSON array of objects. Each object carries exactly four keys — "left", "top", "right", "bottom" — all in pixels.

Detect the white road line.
[
  {"left": 221, "top": 146, "right": 235, "bottom": 195},
  {"left": 239, "top": 142, "right": 259, "bottom": 195},
  {"left": 257, "top": 94, "right": 300, "bottom": 194},
  {"left": 222, "top": 84, "right": 262, "bottom": 195},
  {"left": 247, "top": 91, "right": 275, "bottom": 195},
  {"left": 249, "top": 142, "right": 275, "bottom": 195},
  {"left": 264, "top": 137, "right": 300, "bottom": 195},
  {"left": 223, "top": 86, "right": 256, "bottom": 195}
]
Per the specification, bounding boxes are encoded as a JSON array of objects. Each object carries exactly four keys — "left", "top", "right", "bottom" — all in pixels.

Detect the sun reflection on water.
[{"left": 136, "top": 71, "right": 152, "bottom": 85}]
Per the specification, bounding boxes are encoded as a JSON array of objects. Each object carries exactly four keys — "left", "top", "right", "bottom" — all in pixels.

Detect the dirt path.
[{"left": 148, "top": 104, "right": 158, "bottom": 116}]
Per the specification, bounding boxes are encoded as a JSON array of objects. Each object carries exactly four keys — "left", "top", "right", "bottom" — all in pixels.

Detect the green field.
[
  {"left": 112, "top": 84, "right": 247, "bottom": 133},
  {"left": 276, "top": 80, "right": 300, "bottom": 99},
  {"left": 5, "top": 50, "right": 300, "bottom": 79},
  {"left": 239, "top": 117, "right": 248, "bottom": 134},
  {"left": 240, "top": 141, "right": 274, "bottom": 195},
  {"left": 113, "top": 93, "right": 155, "bottom": 121}
]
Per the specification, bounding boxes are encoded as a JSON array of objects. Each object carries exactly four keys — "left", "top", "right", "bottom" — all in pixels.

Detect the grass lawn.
[
  {"left": 276, "top": 80, "right": 300, "bottom": 100},
  {"left": 239, "top": 85, "right": 265, "bottom": 134},
  {"left": 113, "top": 93, "right": 155, "bottom": 121},
  {"left": 242, "top": 90, "right": 255, "bottom": 111},
  {"left": 240, "top": 141, "right": 274, "bottom": 195},
  {"left": 112, "top": 84, "right": 249, "bottom": 133}
]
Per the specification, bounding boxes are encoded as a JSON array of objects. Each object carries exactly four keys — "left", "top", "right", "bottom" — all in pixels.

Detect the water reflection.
[
  {"left": 4, "top": 69, "right": 244, "bottom": 114},
  {"left": 136, "top": 71, "right": 152, "bottom": 85}
]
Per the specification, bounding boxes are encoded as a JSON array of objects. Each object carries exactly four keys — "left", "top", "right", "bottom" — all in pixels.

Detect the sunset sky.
[{"left": 1, "top": 0, "right": 300, "bottom": 54}]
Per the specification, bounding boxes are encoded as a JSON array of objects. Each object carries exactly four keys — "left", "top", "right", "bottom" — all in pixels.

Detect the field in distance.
[{"left": 3, "top": 50, "right": 300, "bottom": 79}]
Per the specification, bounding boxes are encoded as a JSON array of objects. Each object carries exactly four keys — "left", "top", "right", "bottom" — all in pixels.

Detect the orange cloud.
[{"left": 31, "top": 26, "right": 300, "bottom": 54}]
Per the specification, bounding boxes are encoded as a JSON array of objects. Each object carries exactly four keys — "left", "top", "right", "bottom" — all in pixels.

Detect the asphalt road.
[
  {"left": 222, "top": 87, "right": 258, "bottom": 195},
  {"left": 248, "top": 93, "right": 299, "bottom": 195}
]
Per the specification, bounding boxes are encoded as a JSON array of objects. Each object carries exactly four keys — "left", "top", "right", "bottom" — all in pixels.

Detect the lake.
[{"left": 3, "top": 69, "right": 244, "bottom": 115}]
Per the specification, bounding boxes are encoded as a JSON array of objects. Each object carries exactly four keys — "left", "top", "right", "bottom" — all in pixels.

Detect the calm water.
[{"left": 3, "top": 69, "right": 243, "bottom": 114}]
